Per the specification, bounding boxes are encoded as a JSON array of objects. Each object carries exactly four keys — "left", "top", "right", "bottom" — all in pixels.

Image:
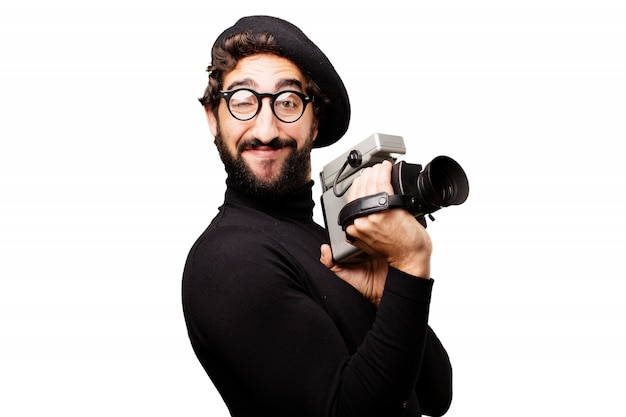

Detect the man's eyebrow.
[
  {"left": 225, "top": 78, "right": 304, "bottom": 92},
  {"left": 276, "top": 79, "right": 303, "bottom": 91},
  {"left": 225, "top": 78, "right": 257, "bottom": 90}
]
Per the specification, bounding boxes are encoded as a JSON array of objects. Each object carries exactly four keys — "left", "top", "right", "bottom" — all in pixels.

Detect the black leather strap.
[{"left": 338, "top": 192, "right": 416, "bottom": 230}]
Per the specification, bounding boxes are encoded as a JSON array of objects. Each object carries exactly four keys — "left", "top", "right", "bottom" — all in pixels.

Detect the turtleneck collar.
[{"left": 224, "top": 178, "right": 316, "bottom": 221}]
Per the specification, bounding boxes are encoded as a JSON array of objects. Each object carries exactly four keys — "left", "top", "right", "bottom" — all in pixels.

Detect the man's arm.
[{"left": 320, "top": 159, "right": 453, "bottom": 415}]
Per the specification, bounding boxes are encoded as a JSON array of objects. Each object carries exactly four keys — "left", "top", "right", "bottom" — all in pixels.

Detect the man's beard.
[{"left": 214, "top": 129, "right": 315, "bottom": 198}]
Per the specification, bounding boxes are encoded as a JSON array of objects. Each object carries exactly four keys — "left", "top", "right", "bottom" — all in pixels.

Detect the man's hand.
[
  {"left": 319, "top": 244, "right": 388, "bottom": 307},
  {"left": 320, "top": 160, "right": 433, "bottom": 305},
  {"left": 343, "top": 160, "right": 432, "bottom": 279}
]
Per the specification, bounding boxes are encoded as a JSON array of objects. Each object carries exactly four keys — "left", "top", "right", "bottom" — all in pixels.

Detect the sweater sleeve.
[
  {"left": 183, "top": 224, "right": 448, "bottom": 416},
  {"left": 340, "top": 267, "right": 436, "bottom": 415}
]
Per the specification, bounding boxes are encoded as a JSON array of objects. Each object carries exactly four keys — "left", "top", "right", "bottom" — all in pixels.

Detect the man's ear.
[
  {"left": 205, "top": 106, "right": 218, "bottom": 137},
  {"left": 312, "top": 119, "right": 319, "bottom": 144}
]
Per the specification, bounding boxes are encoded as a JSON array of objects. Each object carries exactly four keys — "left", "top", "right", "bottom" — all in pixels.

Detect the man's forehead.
[{"left": 222, "top": 54, "right": 306, "bottom": 90}]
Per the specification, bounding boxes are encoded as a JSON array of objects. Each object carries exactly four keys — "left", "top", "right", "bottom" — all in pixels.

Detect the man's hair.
[{"left": 199, "top": 31, "right": 328, "bottom": 124}]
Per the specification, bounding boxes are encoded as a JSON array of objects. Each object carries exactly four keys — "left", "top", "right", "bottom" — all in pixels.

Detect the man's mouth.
[{"left": 239, "top": 138, "right": 297, "bottom": 153}]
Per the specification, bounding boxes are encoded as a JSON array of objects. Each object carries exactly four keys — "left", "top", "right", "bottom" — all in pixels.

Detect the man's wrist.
[{"left": 389, "top": 256, "right": 431, "bottom": 280}]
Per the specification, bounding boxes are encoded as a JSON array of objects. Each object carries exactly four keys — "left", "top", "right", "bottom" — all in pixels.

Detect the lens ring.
[{"left": 419, "top": 156, "right": 469, "bottom": 207}]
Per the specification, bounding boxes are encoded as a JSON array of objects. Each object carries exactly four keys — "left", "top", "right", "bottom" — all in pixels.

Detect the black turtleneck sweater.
[{"left": 182, "top": 180, "right": 452, "bottom": 416}]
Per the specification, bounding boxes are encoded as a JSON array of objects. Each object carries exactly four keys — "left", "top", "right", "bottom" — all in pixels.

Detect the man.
[{"left": 182, "top": 15, "right": 453, "bottom": 416}]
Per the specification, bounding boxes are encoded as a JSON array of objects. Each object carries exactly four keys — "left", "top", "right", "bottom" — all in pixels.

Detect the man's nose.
[{"left": 250, "top": 98, "right": 280, "bottom": 143}]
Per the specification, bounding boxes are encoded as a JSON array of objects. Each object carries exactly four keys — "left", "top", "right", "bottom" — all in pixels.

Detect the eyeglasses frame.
[{"left": 219, "top": 88, "right": 315, "bottom": 123}]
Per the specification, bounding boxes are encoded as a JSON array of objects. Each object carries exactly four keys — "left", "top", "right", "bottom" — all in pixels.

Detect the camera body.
[
  {"left": 320, "top": 133, "right": 469, "bottom": 263},
  {"left": 320, "top": 133, "right": 406, "bottom": 263}
]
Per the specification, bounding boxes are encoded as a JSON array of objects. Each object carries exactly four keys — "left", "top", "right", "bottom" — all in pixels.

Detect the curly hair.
[{"left": 199, "top": 31, "right": 328, "bottom": 124}]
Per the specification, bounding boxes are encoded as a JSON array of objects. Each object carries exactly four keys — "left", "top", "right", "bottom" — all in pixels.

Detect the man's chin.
[
  {"left": 246, "top": 167, "right": 283, "bottom": 187},
  {"left": 242, "top": 153, "right": 288, "bottom": 182},
  {"left": 243, "top": 157, "right": 309, "bottom": 198}
]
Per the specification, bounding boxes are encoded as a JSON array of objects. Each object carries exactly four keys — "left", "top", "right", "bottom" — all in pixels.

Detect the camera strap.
[{"left": 337, "top": 192, "right": 418, "bottom": 230}]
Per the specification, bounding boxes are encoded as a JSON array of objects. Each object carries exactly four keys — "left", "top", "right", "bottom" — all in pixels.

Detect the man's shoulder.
[
  {"left": 193, "top": 219, "right": 275, "bottom": 255},
  {"left": 184, "top": 201, "right": 323, "bottom": 278}
]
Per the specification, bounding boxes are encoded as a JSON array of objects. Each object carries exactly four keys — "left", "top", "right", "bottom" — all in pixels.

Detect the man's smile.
[{"left": 239, "top": 138, "right": 296, "bottom": 161}]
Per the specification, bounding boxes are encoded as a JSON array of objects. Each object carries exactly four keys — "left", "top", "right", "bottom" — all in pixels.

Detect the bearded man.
[{"left": 182, "top": 15, "right": 453, "bottom": 417}]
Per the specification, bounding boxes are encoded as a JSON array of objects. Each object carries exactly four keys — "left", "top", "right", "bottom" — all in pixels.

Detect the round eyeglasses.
[{"left": 219, "top": 88, "right": 315, "bottom": 123}]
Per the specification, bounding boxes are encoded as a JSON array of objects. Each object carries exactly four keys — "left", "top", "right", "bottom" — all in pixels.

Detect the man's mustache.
[{"left": 238, "top": 138, "right": 297, "bottom": 153}]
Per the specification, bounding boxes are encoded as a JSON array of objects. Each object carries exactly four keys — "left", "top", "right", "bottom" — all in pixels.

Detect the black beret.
[{"left": 212, "top": 15, "right": 351, "bottom": 148}]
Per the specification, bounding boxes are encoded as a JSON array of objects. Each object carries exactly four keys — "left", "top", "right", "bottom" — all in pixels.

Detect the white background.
[{"left": 1, "top": 1, "right": 625, "bottom": 415}]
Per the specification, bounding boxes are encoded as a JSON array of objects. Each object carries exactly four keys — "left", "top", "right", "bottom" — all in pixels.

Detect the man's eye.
[
  {"left": 231, "top": 101, "right": 256, "bottom": 110},
  {"left": 276, "top": 100, "right": 297, "bottom": 109}
]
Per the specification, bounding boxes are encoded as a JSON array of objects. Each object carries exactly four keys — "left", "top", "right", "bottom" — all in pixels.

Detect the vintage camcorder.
[{"left": 320, "top": 133, "right": 470, "bottom": 263}]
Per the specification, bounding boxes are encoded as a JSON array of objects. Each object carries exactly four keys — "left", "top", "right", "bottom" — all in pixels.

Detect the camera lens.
[{"left": 418, "top": 156, "right": 469, "bottom": 208}]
